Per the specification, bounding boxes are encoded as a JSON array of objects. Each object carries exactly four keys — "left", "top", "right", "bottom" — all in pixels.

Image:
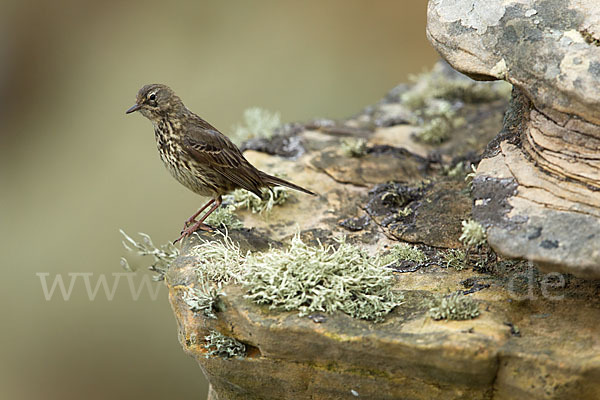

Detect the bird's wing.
[{"left": 181, "top": 124, "right": 264, "bottom": 196}]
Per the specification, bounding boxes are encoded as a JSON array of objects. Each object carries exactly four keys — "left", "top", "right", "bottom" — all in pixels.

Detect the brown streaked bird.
[{"left": 126, "top": 84, "right": 316, "bottom": 243}]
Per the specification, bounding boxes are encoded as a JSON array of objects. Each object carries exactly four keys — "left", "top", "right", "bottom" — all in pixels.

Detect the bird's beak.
[{"left": 125, "top": 103, "right": 142, "bottom": 114}]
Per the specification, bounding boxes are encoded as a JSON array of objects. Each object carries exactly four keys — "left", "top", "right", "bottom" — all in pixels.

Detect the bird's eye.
[{"left": 149, "top": 93, "right": 156, "bottom": 101}]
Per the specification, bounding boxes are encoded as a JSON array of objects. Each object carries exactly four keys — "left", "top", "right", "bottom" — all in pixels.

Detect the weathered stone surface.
[
  {"left": 473, "top": 90, "right": 600, "bottom": 279},
  {"left": 164, "top": 67, "right": 599, "bottom": 399},
  {"left": 168, "top": 233, "right": 600, "bottom": 400},
  {"left": 427, "top": 1, "right": 600, "bottom": 277},
  {"left": 426, "top": 0, "right": 600, "bottom": 125}
]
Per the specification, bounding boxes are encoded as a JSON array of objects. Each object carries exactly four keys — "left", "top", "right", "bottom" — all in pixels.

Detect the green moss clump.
[
  {"left": 188, "top": 231, "right": 245, "bottom": 284},
  {"left": 225, "top": 186, "right": 290, "bottom": 215},
  {"left": 204, "top": 330, "right": 246, "bottom": 359},
  {"left": 204, "top": 205, "right": 243, "bottom": 229},
  {"left": 183, "top": 284, "right": 223, "bottom": 319},
  {"left": 443, "top": 249, "right": 467, "bottom": 271},
  {"left": 231, "top": 107, "right": 281, "bottom": 144},
  {"left": 377, "top": 243, "right": 427, "bottom": 266},
  {"left": 429, "top": 293, "right": 480, "bottom": 320},
  {"left": 341, "top": 138, "right": 367, "bottom": 157},
  {"left": 242, "top": 235, "right": 402, "bottom": 322},
  {"left": 459, "top": 219, "right": 487, "bottom": 248},
  {"left": 120, "top": 230, "right": 180, "bottom": 281}
]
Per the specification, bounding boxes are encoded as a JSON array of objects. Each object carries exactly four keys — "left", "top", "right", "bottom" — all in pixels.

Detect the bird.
[{"left": 126, "top": 84, "right": 316, "bottom": 243}]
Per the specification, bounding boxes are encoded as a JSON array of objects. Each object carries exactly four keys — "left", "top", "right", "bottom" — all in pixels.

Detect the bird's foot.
[{"left": 173, "top": 222, "right": 215, "bottom": 244}]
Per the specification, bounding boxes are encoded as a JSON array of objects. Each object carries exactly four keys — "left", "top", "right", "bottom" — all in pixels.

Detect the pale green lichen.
[
  {"left": 225, "top": 186, "right": 289, "bottom": 215},
  {"left": 204, "top": 330, "right": 246, "bottom": 359},
  {"left": 341, "top": 138, "right": 367, "bottom": 157},
  {"left": 204, "top": 205, "right": 243, "bottom": 229},
  {"left": 188, "top": 231, "right": 245, "bottom": 284},
  {"left": 401, "top": 66, "right": 510, "bottom": 145},
  {"left": 231, "top": 107, "right": 281, "bottom": 144},
  {"left": 401, "top": 69, "right": 511, "bottom": 110},
  {"left": 242, "top": 235, "right": 402, "bottom": 322},
  {"left": 183, "top": 284, "right": 223, "bottom": 319},
  {"left": 459, "top": 219, "right": 487, "bottom": 248},
  {"left": 119, "top": 230, "right": 179, "bottom": 281},
  {"left": 429, "top": 292, "right": 480, "bottom": 320},
  {"left": 397, "top": 206, "right": 412, "bottom": 217},
  {"left": 377, "top": 243, "right": 427, "bottom": 266},
  {"left": 443, "top": 249, "right": 467, "bottom": 271}
]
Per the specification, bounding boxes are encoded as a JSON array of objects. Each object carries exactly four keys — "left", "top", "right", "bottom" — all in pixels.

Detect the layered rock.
[{"left": 427, "top": 0, "right": 600, "bottom": 278}]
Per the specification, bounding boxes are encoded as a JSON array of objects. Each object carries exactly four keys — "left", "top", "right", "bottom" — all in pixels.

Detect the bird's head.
[{"left": 126, "top": 84, "right": 185, "bottom": 120}]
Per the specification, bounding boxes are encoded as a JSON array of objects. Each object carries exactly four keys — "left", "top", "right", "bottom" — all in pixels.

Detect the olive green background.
[{"left": 0, "top": 1, "right": 437, "bottom": 399}]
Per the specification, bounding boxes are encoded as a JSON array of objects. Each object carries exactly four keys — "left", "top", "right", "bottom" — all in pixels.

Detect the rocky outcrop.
[
  {"left": 427, "top": 0, "right": 600, "bottom": 278},
  {"left": 162, "top": 63, "right": 600, "bottom": 399}
]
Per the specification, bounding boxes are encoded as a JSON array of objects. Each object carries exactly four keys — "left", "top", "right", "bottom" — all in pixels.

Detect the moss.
[
  {"left": 443, "top": 249, "right": 467, "bottom": 271},
  {"left": 204, "top": 330, "right": 246, "bottom": 359},
  {"left": 119, "top": 230, "right": 179, "bottom": 281},
  {"left": 377, "top": 243, "right": 427, "bottom": 266},
  {"left": 188, "top": 231, "right": 245, "bottom": 284},
  {"left": 341, "top": 138, "right": 367, "bottom": 157},
  {"left": 225, "top": 185, "right": 289, "bottom": 215},
  {"left": 231, "top": 107, "right": 281, "bottom": 144},
  {"left": 204, "top": 205, "right": 243, "bottom": 229},
  {"left": 183, "top": 284, "right": 223, "bottom": 319},
  {"left": 428, "top": 292, "right": 480, "bottom": 320},
  {"left": 459, "top": 219, "right": 487, "bottom": 248},
  {"left": 242, "top": 235, "right": 402, "bottom": 322}
]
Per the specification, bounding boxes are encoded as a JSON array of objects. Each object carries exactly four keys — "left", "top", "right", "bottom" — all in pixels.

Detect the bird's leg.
[
  {"left": 184, "top": 198, "right": 215, "bottom": 228},
  {"left": 174, "top": 196, "right": 223, "bottom": 244}
]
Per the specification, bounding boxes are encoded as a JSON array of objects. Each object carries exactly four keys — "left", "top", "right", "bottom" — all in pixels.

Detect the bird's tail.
[{"left": 259, "top": 172, "right": 316, "bottom": 196}]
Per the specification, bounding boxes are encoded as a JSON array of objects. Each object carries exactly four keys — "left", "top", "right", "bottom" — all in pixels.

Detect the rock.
[
  {"left": 426, "top": 0, "right": 600, "bottom": 124},
  {"left": 427, "top": 0, "right": 600, "bottom": 278},
  {"left": 168, "top": 234, "right": 600, "bottom": 400},
  {"left": 159, "top": 64, "right": 600, "bottom": 399}
]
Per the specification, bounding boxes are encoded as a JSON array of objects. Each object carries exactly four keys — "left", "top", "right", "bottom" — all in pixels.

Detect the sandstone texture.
[{"left": 162, "top": 65, "right": 600, "bottom": 399}]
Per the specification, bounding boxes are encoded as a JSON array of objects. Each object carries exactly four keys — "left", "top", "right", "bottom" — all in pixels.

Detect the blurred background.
[{"left": 0, "top": 1, "right": 437, "bottom": 399}]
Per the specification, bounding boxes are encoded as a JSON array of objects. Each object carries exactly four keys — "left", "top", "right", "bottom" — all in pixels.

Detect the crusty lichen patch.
[
  {"left": 428, "top": 292, "right": 480, "bottom": 320},
  {"left": 378, "top": 243, "right": 427, "bottom": 266},
  {"left": 231, "top": 107, "right": 281, "bottom": 144},
  {"left": 183, "top": 284, "right": 223, "bottom": 319},
  {"left": 204, "top": 330, "right": 246, "bottom": 359},
  {"left": 188, "top": 231, "right": 245, "bottom": 284},
  {"left": 224, "top": 186, "right": 290, "bottom": 215},
  {"left": 242, "top": 235, "right": 402, "bottom": 322},
  {"left": 459, "top": 219, "right": 487, "bottom": 248}
]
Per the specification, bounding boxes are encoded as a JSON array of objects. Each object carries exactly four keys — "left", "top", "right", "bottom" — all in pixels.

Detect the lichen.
[
  {"left": 580, "top": 29, "right": 600, "bottom": 47},
  {"left": 459, "top": 219, "right": 487, "bottom": 248},
  {"left": 232, "top": 107, "right": 281, "bottom": 144},
  {"left": 397, "top": 206, "right": 412, "bottom": 217},
  {"left": 183, "top": 284, "right": 223, "bottom": 319},
  {"left": 119, "top": 230, "right": 179, "bottom": 281},
  {"left": 401, "top": 69, "right": 511, "bottom": 110},
  {"left": 442, "top": 249, "right": 467, "bottom": 271},
  {"left": 341, "top": 138, "right": 367, "bottom": 157},
  {"left": 188, "top": 231, "right": 245, "bottom": 284},
  {"left": 204, "top": 330, "right": 246, "bottom": 359},
  {"left": 225, "top": 186, "right": 289, "bottom": 215},
  {"left": 377, "top": 243, "right": 427, "bottom": 266},
  {"left": 204, "top": 205, "right": 243, "bottom": 229},
  {"left": 400, "top": 65, "right": 510, "bottom": 145},
  {"left": 242, "top": 235, "right": 402, "bottom": 322},
  {"left": 428, "top": 292, "right": 480, "bottom": 320}
]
